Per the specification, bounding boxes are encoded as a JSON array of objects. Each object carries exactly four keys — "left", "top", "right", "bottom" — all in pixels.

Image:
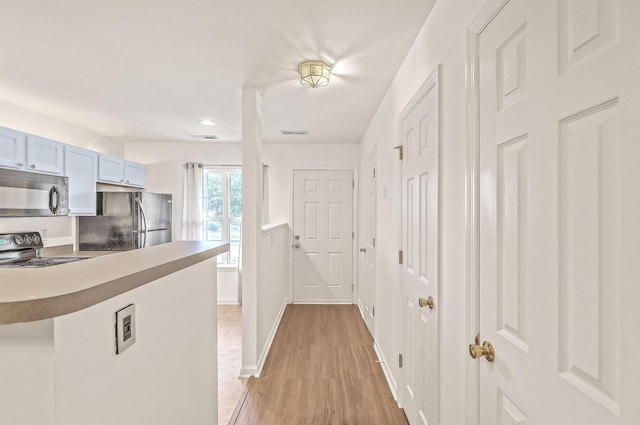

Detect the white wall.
[
  {"left": 0, "top": 100, "right": 125, "bottom": 242},
  {"left": 0, "top": 258, "right": 218, "bottom": 425},
  {"left": 256, "top": 223, "right": 290, "bottom": 374},
  {"left": 0, "top": 320, "right": 55, "bottom": 425},
  {"left": 125, "top": 141, "right": 359, "bottom": 237},
  {"left": 240, "top": 89, "right": 263, "bottom": 376},
  {"left": 0, "top": 100, "right": 123, "bottom": 157},
  {"left": 357, "top": 1, "right": 486, "bottom": 424},
  {"left": 125, "top": 142, "right": 242, "bottom": 244},
  {"left": 217, "top": 267, "right": 240, "bottom": 304},
  {"left": 262, "top": 143, "right": 359, "bottom": 224},
  {"left": 125, "top": 141, "right": 358, "bottom": 306},
  {"left": 126, "top": 140, "right": 358, "bottom": 374}
]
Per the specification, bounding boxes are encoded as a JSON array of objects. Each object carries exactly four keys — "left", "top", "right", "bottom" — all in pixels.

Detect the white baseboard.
[
  {"left": 255, "top": 298, "right": 289, "bottom": 377},
  {"left": 217, "top": 299, "right": 240, "bottom": 305},
  {"left": 356, "top": 300, "right": 365, "bottom": 318},
  {"left": 239, "top": 367, "right": 257, "bottom": 378},
  {"left": 374, "top": 339, "right": 399, "bottom": 404},
  {"left": 292, "top": 300, "right": 353, "bottom": 304}
]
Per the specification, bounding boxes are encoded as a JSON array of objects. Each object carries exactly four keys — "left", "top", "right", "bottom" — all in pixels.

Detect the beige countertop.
[
  {"left": 40, "top": 244, "right": 114, "bottom": 258},
  {"left": 0, "top": 241, "right": 229, "bottom": 324}
]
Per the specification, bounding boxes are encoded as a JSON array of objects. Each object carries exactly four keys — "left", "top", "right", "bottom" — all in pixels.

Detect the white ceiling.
[{"left": 0, "top": 0, "right": 436, "bottom": 144}]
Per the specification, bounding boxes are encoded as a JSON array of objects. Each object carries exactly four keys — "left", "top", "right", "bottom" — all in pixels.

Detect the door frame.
[
  {"left": 359, "top": 146, "right": 377, "bottom": 333},
  {"left": 465, "top": 1, "right": 511, "bottom": 424},
  {"left": 289, "top": 167, "right": 358, "bottom": 304},
  {"left": 396, "top": 64, "right": 442, "bottom": 419}
]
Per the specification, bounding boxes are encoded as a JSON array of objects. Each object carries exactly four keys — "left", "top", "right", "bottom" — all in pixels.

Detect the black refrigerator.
[{"left": 78, "top": 192, "right": 172, "bottom": 251}]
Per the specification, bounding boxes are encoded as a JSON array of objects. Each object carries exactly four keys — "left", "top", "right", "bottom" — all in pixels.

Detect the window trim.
[{"left": 202, "top": 165, "right": 242, "bottom": 265}]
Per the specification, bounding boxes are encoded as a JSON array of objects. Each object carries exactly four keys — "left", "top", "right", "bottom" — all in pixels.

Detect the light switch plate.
[{"left": 115, "top": 304, "right": 136, "bottom": 354}]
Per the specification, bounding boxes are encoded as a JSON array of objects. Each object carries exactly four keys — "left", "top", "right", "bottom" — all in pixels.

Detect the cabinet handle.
[
  {"left": 30, "top": 164, "right": 36, "bottom": 169},
  {"left": 126, "top": 180, "right": 130, "bottom": 183},
  {"left": 16, "top": 162, "right": 23, "bottom": 167}
]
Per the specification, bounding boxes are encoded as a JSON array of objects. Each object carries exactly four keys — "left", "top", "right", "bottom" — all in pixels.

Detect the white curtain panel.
[{"left": 182, "top": 162, "right": 204, "bottom": 240}]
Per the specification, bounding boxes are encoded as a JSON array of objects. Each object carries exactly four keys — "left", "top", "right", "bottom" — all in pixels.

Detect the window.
[{"left": 202, "top": 167, "right": 242, "bottom": 265}]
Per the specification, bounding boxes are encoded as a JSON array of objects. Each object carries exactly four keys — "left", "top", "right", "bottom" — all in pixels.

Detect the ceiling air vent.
[
  {"left": 190, "top": 135, "right": 219, "bottom": 140},
  {"left": 281, "top": 130, "right": 309, "bottom": 135}
]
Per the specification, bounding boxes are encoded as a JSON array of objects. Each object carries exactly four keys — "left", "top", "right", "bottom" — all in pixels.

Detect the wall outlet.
[{"left": 115, "top": 304, "right": 136, "bottom": 354}]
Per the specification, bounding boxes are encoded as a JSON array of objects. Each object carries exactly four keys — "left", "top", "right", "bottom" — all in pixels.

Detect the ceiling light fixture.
[
  {"left": 199, "top": 120, "right": 216, "bottom": 126},
  {"left": 298, "top": 61, "right": 331, "bottom": 88}
]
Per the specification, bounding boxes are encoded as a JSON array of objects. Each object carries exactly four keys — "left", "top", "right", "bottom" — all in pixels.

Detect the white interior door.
[
  {"left": 472, "top": 0, "right": 640, "bottom": 423},
  {"left": 399, "top": 68, "right": 440, "bottom": 425},
  {"left": 359, "top": 148, "right": 377, "bottom": 333},
  {"left": 292, "top": 169, "right": 354, "bottom": 303}
]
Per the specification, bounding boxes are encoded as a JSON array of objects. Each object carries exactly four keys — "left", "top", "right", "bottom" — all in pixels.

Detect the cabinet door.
[
  {"left": 26, "top": 135, "right": 64, "bottom": 174},
  {"left": 0, "top": 126, "right": 26, "bottom": 169},
  {"left": 65, "top": 146, "right": 97, "bottom": 216},
  {"left": 98, "top": 154, "right": 124, "bottom": 184},
  {"left": 124, "top": 160, "right": 145, "bottom": 187}
]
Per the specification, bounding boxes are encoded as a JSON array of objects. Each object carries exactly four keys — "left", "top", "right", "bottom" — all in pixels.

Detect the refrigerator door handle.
[{"left": 135, "top": 197, "right": 148, "bottom": 248}]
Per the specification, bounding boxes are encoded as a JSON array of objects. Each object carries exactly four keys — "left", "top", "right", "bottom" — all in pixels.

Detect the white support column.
[{"left": 240, "top": 89, "right": 263, "bottom": 376}]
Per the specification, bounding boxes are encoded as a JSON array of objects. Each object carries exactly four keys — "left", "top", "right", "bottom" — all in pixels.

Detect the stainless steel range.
[{"left": 0, "top": 232, "right": 88, "bottom": 268}]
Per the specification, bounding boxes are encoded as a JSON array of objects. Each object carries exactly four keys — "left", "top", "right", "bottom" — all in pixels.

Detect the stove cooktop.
[
  {"left": 0, "top": 232, "right": 89, "bottom": 268},
  {"left": 0, "top": 257, "right": 88, "bottom": 268}
]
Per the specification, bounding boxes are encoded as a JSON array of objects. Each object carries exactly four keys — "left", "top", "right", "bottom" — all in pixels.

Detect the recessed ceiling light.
[{"left": 199, "top": 120, "right": 216, "bottom": 126}]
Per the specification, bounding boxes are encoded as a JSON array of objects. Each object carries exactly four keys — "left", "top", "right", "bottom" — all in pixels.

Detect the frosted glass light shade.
[{"left": 298, "top": 61, "right": 331, "bottom": 88}]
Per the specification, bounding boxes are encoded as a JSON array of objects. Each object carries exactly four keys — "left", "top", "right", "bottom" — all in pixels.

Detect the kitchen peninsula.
[{"left": 0, "top": 241, "right": 228, "bottom": 425}]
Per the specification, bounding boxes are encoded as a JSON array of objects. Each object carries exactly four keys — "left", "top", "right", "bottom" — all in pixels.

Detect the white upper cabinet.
[
  {"left": 0, "top": 126, "right": 26, "bottom": 169},
  {"left": 64, "top": 146, "right": 97, "bottom": 216},
  {"left": 124, "top": 160, "right": 144, "bottom": 187},
  {"left": 97, "top": 155, "right": 145, "bottom": 187},
  {"left": 0, "top": 125, "right": 144, "bottom": 189},
  {"left": 97, "top": 154, "right": 125, "bottom": 184},
  {"left": 26, "top": 135, "right": 64, "bottom": 174}
]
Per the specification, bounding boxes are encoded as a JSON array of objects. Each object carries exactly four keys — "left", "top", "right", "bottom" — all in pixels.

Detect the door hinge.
[
  {"left": 373, "top": 168, "right": 376, "bottom": 178},
  {"left": 352, "top": 283, "right": 354, "bottom": 292},
  {"left": 372, "top": 306, "right": 375, "bottom": 316},
  {"left": 352, "top": 180, "right": 355, "bottom": 189},
  {"left": 399, "top": 353, "right": 403, "bottom": 368},
  {"left": 398, "top": 250, "right": 404, "bottom": 265},
  {"left": 352, "top": 232, "right": 355, "bottom": 240},
  {"left": 394, "top": 145, "right": 404, "bottom": 160},
  {"left": 372, "top": 237, "right": 376, "bottom": 247}
]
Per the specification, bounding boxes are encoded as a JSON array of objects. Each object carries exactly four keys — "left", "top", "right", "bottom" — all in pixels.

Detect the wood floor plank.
[{"left": 230, "top": 305, "right": 408, "bottom": 425}]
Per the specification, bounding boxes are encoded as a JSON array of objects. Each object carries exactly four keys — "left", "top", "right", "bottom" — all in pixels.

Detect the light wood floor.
[
  {"left": 230, "top": 304, "right": 408, "bottom": 425},
  {"left": 218, "top": 305, "right": 248, "bottom": 424}
]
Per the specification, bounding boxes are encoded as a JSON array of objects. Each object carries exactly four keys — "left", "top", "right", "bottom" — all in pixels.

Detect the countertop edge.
[{"left": 0, "top": 242, "right": 229, "bottom": 324}]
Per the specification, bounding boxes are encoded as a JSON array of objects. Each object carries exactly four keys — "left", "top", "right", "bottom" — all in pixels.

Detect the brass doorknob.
[
  {"left": 418, "top": 296, "right": 434, "bottom": 310},
  {"left": 359, "top": 247, "right": 367, "bottom": 253},
  {"left": 469, "top": 335, "right": 495, "bottom": 362}
]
